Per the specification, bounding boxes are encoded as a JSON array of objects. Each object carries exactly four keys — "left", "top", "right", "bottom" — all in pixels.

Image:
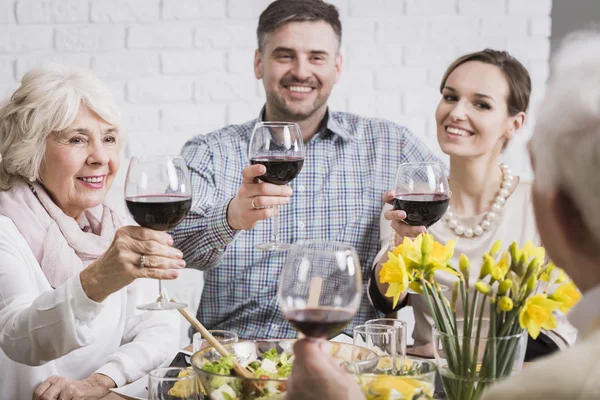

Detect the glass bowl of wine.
[
  {"left": 393, "top": 162, "right": 450, "bottom": 228},
  {"left": 278, "top": 241, "right": 362, "bottom": 340}
]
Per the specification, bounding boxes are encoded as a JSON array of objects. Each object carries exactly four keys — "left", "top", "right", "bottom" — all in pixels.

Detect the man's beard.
[{"left": 269, "top": 91, "right": 328, "bottom": 121}]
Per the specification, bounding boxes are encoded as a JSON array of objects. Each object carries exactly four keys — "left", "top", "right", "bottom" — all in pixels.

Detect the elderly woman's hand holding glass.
[{"left": 0, "top": 66, "right": 181, "bottom": 400}]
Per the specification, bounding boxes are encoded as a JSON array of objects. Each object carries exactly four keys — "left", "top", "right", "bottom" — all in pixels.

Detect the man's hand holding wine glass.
[{"left": 226, "top": 164, "right": 293, "bottom": 231}]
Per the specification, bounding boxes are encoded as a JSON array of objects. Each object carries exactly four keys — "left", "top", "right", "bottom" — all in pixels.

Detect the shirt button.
[
  {"left": 298, "top": 185, "right": 305, "bottom": 192},
  {"left": 298, "top": 221, "right": 305, "bottom": 229}
]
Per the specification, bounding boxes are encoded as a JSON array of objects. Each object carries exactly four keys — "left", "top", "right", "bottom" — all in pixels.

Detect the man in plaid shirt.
[{"left": 173, "top": 0, "right": 439, "bottom": 339}]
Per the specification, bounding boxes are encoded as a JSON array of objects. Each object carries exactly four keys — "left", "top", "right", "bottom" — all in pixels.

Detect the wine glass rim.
[
  {"left": 353, "top": 323, "right": 397, "bottom": 334},
  {"left": 432, "top": 325, "right": 527, "bottom": 340},
  {"left": 290, "top": 240, "right": 358, "bottom": 255},
  {"left": 255, "top": 121, "right": 300, "bottom": 128},
  {"left": 130, "top": 155, "right": 184, "bottom": 163},
  {"left": 397, "top": 161, "right": 443, "bottom": 168},
  {"left": 148, "top": 367, "right": 196, "bottom": 381},
  {"left": 365, "top": 318, "right": 408, "bottom": 327}
]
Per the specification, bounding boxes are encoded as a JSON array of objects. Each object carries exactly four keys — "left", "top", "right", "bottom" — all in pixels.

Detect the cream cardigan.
[{"left": 0, "top": 216, "right": 180, "bottom": 399}]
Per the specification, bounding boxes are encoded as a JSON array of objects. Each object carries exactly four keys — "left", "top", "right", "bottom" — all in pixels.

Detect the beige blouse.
[{"left": 375, "top": 180, "right": 578, "bottom": 347}]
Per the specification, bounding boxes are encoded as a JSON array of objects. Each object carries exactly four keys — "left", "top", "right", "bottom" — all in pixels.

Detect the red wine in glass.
[
  {"left": 125, "top": 195, "right": 192, "bottom": 231},
  {"left": 124, "top": 155, "right": 192, "bottom": 311},
  {"left": 250, "top": 156, "right": 304, "bottom": 185},
  {"left": 393, "top": 193, "right": 450, "bottom": 227},
  {"left": 248, "top": 122, "right": 305, "bottom": 251},
  {"left": 285, "top": 307, "right": 354, "bottom": 339}
]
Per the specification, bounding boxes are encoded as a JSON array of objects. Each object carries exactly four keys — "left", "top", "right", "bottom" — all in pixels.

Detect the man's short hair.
[{"left": 257, "top": 0, "right": 342, "bottom": 53}]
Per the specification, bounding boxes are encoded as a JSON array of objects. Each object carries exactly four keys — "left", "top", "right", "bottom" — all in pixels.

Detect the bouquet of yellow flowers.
[{"left": 380, "top": 234, "right": 581, "bottom": 400}]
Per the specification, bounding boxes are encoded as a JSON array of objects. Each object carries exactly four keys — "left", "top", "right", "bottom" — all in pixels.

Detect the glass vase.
[{"left": 432, "top": 320, "right": 527, "bottom": 400}]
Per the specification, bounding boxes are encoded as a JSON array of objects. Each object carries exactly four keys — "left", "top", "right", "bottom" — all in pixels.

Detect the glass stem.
[
  {"left": 157, "top": 280, "right": 168, "bottom": 303},
  {"left": 271, "top": 205, "right": 280, "bottom": 243}
]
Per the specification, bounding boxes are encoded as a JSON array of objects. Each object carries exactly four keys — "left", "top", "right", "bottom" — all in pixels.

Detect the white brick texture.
[
  {"left": 91, "top": 0, "right": 160, "bottom": 23},
  {"left": 162, "top": 0, "right": 226, "bottom": 20},
  {"left": 0, "top": 58, "right": 15, "bottom": 83},
  {"left": 0, "top": 0, "right": 550, "bottom": 181},
  {"left": 128, "top": 26, "right": 193, "bottom": 49},
  {"left": 0, "top": 26, "right": 53, "bottom": 53},
  {"left": 16, "top": 0, "right": 88, "bottom": 24},
  {"left": 0, "top": 0, "right": 15, "bottom": 23},
  {"left": 161, "top": 51, "right": 226, "bottom": 75},
  {"left": 349, "top": 0, "right": 404, "bottom": 18},
  {"left": 55, "top": 26, "right": 125, "bottom": 52}
]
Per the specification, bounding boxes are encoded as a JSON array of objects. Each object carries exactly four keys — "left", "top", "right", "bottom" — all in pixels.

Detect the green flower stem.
[
  {"left": 490, "top": 301, "right": 497, "bottom": 379},
  {"left": 470, "top": 294, "right": 487, "bottom": 378},
  {"left": 459, "top": 280, "right": 470, "bottom": 379}
]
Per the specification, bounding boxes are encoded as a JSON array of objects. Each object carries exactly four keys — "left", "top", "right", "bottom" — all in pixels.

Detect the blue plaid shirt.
[{"left": 173, "top": 109, "right": 438, "bottom": 339}]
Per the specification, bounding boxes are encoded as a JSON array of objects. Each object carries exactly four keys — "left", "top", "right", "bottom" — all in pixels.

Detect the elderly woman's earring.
[{"left": 29, "top": 176, "right": 35, "bottom": 182}]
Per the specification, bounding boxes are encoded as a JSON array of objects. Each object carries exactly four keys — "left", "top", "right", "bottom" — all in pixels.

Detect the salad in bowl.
[{"left": 191, "top": 339, "right": 377, "bottom": 400}]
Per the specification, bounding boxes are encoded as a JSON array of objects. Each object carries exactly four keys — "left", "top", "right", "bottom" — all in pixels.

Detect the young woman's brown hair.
[{"left": 440, "top": 49, "right": 532, "bottom": 116}]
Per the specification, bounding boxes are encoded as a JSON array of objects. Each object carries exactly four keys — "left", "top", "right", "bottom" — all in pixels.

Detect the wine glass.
[
  {"left": 148, "top": 367, "right": 200, "bottom": 400},
  {"left": 248, "top": 122, "right": 304, "bottom": 251},
  {"left": 278, "top": 240, "right": 362, "bottom": 340},
  {"left": 125, "top": 155, "right": 192, "bottom": 310},
  {"left": 393, "top": 162, "right": 450, "bottom": 228}
]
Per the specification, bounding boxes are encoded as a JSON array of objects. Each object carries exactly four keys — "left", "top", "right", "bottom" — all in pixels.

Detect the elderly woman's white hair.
[
  {"left": 0, "top": 65, "right": 120, "bottom": 190},
  {"left": 530, "top": 30, "right": 600, "bottom": 242}
]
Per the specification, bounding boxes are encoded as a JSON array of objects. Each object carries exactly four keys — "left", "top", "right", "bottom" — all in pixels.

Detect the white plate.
[{"left": 109, "top": 350, "right": 193, "bottom": 400}]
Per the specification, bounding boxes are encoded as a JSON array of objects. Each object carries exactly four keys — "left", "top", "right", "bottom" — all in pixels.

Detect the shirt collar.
[
  {"left": 568, "top": 283, "right": 600, "bottom": 336},
  {"left": 256, "top": 105, "right": 351, "bottom": 143}
]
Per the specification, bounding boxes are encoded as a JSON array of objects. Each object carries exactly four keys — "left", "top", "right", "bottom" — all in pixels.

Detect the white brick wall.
[
  {"left": 0, "top": 0, "right": 553, "bottom": 344},
  {"left": 0, "top": 0, "right": 552, "bottom": 191}
]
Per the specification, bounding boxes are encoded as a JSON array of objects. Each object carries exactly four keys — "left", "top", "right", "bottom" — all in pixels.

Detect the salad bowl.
[{"left": 190, "top": 339, "right": 378, "bottom": 400}]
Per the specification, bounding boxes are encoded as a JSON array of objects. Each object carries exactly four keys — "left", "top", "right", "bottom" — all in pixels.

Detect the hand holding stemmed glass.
[
  {"left": 278, "top": 240, "right": 362, "bottom": 340},
  {"left": 125, "top": 155, "right": 192, "bottom": 310},
  {"left": 392, "top": 161, "right": 450, "bottom": 229},
  {"left": 248, "top": 122, "right": 304, "bottom": 251}
]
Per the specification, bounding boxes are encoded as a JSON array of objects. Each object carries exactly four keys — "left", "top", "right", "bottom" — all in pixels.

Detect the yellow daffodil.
[
  {"left": 459, "top": 254, "right": 470, "bottom": 276},
  {"left": 549, "top": 281, "right": 582, "bottom": 313},
  {"left": 421, "top": 233, "right": 434, "bottom": 259},
  {"left": 392, "top": 236, "right": 422, "bottom": 273},
  {"left": 475, "top": 281, "right": 492, "bottom": 296},
  {"left": 491, "top": 252, "right": 510, "bottom": 281},
  {"left": 509, "top": 242, "right": 521, "bottom": 269},
  {"left": 409, "top": 281, "right": 423, "bottom": 294},
  {"left": 539, "top": 262, "right": 569, "bottom": 284},
  {"left": 526, "top": 274, "right": 538, "bottom": 292},
  {"left": 489, "top": 240, "right": 502, "bottom": 257},
  {"left": 429, "top": 238, "right": 457, "bottom": 269},
  {"left": 498, "top": 279, "right": 513, "bottom": 294},
  {"left": 390, "top": 234, "right": 459, "bottom": 282},
  {"left": 479, "top": 253, "right": 494, "bottom": 280},
  {"left": 498, "top": 296, "right": 514, "bottom": 312},
  {"left": 380, "top": 252, "right": 409, "bottom": 308},
  {"left": 519, "top": 294, "right": 561, "bottom": 339},
  {"left": 521, "top": 241, "right": 546, "bottom": 266}
]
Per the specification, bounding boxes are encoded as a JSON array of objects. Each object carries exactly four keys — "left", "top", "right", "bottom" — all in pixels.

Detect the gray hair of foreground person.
[{"left": 529, "top": 31, "right": 600, "bottom": 245}]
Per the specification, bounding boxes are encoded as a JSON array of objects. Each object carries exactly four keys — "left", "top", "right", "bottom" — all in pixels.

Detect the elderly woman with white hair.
[
  {"left": 482, "top": 30, "right": 600, "bottom": 400},
  {"left": 0, "top": 66, "right": 182, "bottom": 399}
]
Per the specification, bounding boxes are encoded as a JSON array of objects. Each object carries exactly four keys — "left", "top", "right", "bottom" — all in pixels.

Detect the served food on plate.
[{"left": 191, "top": 340, "right": 377, "bottom": 400}]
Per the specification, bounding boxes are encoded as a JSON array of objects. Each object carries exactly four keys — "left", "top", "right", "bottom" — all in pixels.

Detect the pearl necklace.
[{"left": 444, "top": 163, "right": 513, "bottom": 238}]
